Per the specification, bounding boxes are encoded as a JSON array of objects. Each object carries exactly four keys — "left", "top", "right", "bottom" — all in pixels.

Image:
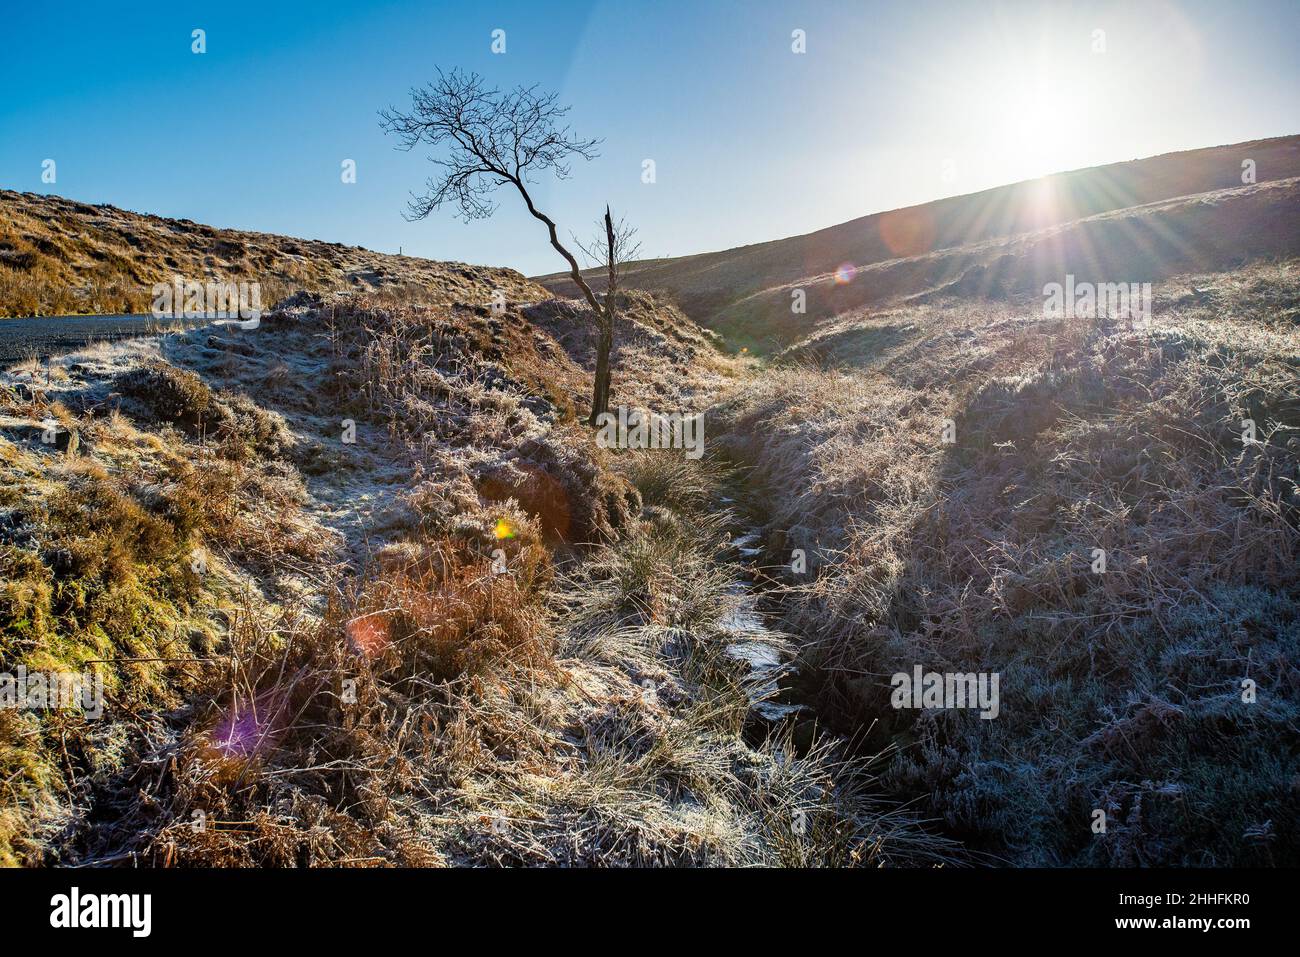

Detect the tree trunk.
[
  {"left": 589, "top": 316, "right": 612, "bottom": 426},
  {"left": 511, "top": 178, "right": 601, "bottom": 315},
  {"left": 587, "top": 207, "right": 618, "bottom": 426},
  {"left": 509, "top": 178, "right": 614, "bottom": 428}
]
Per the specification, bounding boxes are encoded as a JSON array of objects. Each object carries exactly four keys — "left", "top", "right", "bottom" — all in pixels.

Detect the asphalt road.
[{"left": 0, "top": 314, "right": 209, "bottom": 365}]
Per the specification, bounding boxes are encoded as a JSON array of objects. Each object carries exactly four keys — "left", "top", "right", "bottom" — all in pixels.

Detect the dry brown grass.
[{"left": 0, "top": 188, "right": 544, "bottom": 317}]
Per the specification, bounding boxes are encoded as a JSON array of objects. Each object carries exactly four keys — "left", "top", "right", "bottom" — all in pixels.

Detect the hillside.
[
  {"left": 712, "top": 257, "right": 1300, "bottom": 865},
  {"left": 549, "top": 132, "right": 1300, "bottom": 863},
  {"left": 539, "top": 135, "right": 1300, "bottom": 349},
  {"left": 0, "top": 189, "right": 532, "bottom": 317}
]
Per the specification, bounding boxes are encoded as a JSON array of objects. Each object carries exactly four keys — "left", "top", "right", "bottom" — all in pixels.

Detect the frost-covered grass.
[
  {"left": 9, "top": 236, "right": 1293, "bottom": 868},
  {"left": 1, "top": 282, "right": 950, "bottom": 868},
  {"left": 715, "top": 260, "right": 1300, "bottom": 866}
]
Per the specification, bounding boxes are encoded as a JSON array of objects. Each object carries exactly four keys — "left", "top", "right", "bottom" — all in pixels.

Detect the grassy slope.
[
  {"left": 539, "top": 135, "right": 1300, "bottom": 350},
  {"left": 534, "top": 141, "right": 1300, "bottom": 864},
  {"left": 706, "top": 177, "right": 1300, "bottom": 351},
  {"left": 0, "top": 188, "right": 539, "bottom": 317},
  {"left": 712, "top": 260, "right": 1300, "bottom": 865}
]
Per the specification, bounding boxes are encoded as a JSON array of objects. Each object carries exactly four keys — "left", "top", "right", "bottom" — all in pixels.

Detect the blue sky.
[{"left": 2, "top": 0, "right": 1297, "bottom": 276}]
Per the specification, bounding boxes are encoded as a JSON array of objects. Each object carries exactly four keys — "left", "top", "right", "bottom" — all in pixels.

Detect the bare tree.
[
  {"left": 575, "top": 209, "right": 640, "bottom": 423},
  {"left": 379, "top": 69, "right": 614, "bottom": 423}
]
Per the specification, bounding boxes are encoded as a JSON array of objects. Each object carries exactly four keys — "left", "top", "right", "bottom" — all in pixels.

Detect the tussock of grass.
[
  {"left": 116, "top": 362, "right": 293, "bottom": 460},
  {"left": 616, "top": 448, "right": 723, "bottom": 513}
]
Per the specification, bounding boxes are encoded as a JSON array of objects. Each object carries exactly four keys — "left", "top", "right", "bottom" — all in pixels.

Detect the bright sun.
[{"left": 990, "top": 77, "right": 1087, "bottom": 183}]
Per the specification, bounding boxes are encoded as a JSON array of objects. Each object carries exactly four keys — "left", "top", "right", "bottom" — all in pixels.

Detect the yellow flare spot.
[{"left": 494, "top": 518, "right": 515, "bottom": 540}]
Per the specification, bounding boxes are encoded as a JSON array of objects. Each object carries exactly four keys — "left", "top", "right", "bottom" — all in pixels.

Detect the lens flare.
[
  {"left": 208, "top": 690, "right": 283, "bottom": 759},
  {"left": 834, "top": 263, "right": 856, "bottom": 284},
  {"left": 879, "top": 208, "right": 936, "bottom": 258},
  {"left": 346, "top": 612, "right": 390, "bottom": 659},
  {"left": 494, "top": 518, "right": 515, "bottom": 540}
]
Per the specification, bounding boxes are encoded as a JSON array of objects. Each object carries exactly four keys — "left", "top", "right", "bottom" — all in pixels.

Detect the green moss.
[
  {"left": 0, "top": 458, "right": 228, "bottom": 863},
  {"left": 0, "top": 547, "right": 54, "bottom": 652}
]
